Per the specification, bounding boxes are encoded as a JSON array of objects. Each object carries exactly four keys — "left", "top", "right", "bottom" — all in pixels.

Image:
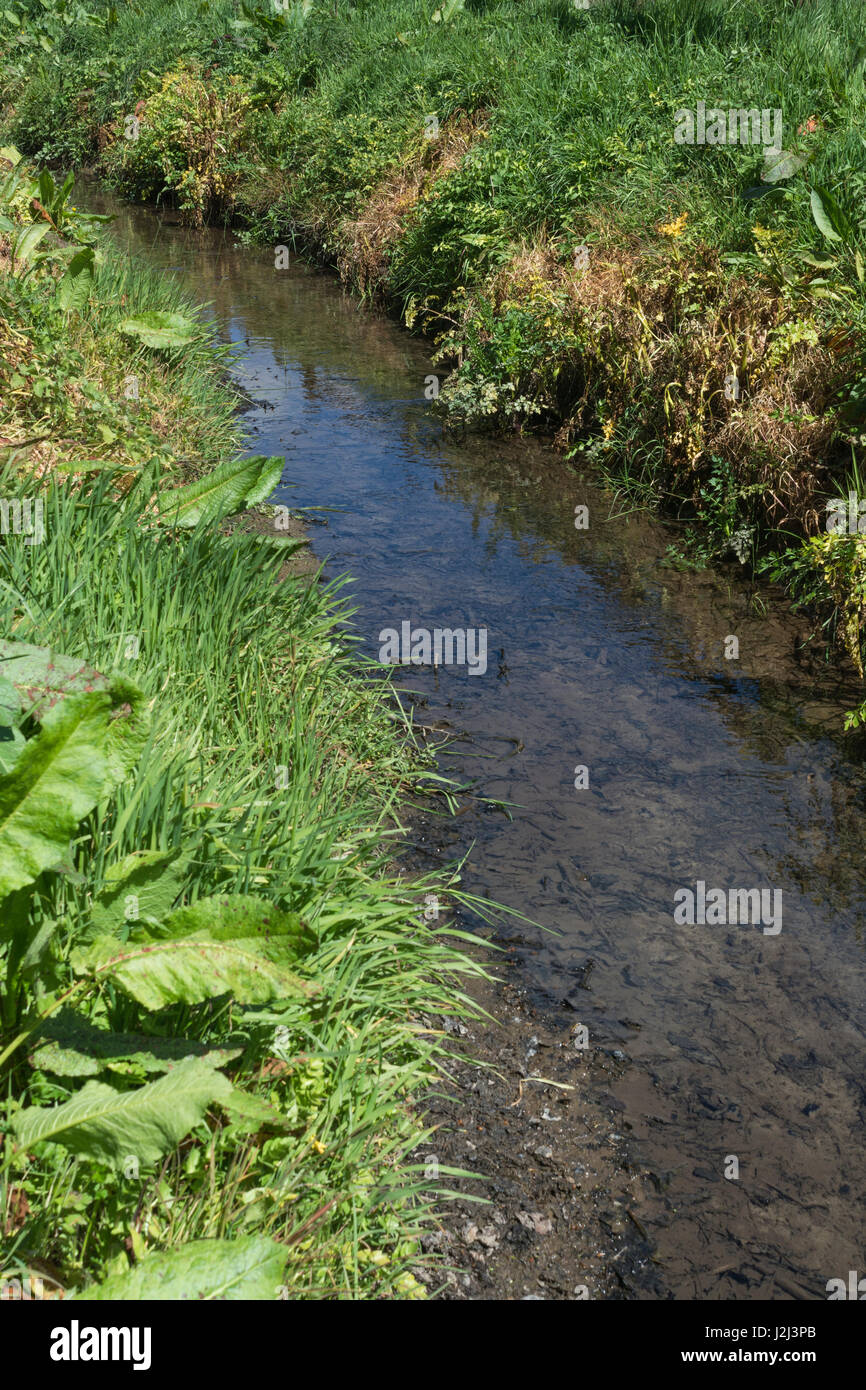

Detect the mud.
[{"left": 416, "top": 962, "right": 657, "bottom": 1300}]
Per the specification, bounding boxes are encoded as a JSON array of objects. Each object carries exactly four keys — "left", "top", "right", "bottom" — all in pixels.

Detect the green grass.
[
  {"left": 0, "top": 160, "right": 487, "bottom": 1299},
  {"left": 3, "top": 1, "right": 866, "bottom": 699}
]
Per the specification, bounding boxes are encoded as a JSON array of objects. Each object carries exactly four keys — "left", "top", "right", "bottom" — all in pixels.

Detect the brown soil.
[
  {"left": 222, "top": 504, "right": 319, "bottom": 582},
  {"left": 414, "top": 958, "right": 661, "bottom": 1301}
]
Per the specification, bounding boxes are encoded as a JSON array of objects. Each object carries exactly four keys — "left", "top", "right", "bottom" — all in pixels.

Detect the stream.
[{"left": 89, "top": 188, "right": 866, "bottom": 1301}]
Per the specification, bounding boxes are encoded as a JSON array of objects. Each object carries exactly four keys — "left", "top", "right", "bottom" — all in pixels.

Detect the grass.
[
  {"left": 3, "top": 1, "right": 866, "bottom": 706},
  {"left": 0, "top": 153, "right": 488, "bottom": 1299}
]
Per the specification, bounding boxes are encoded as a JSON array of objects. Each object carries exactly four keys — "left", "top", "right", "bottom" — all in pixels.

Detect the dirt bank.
[{"left": 415, "top": 954, "right": 659, "bottom": 1301}]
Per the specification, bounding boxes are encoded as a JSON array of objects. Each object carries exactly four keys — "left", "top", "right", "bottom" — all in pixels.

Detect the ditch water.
[{"left": 90, "top": 187, "right": 866, "bottom": 1300}]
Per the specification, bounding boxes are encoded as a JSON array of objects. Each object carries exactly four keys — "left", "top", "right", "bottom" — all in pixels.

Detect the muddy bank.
[{"left": 417, "top": 963, "right": 655, "bottom": 1301}]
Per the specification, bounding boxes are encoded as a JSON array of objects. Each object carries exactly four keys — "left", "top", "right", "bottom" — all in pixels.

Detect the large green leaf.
[
  {"left": 72, "top": 897, "right": 313, "bottom": 1009},
  {"left": 144, "top": 893, "right": 307, "bottom": 945},
  {"left": 0, "top": 725, "right": 26, "bottom": 775},
  {"left": 71, "top": 1236, "right": 286, "bottom": 1300},
  {"left": 0, "top": 639, "right": 110, "bottom": 719},
  {"left": 157, "top": 455, "right": 284, "bottom": 528},
  {"left": 12, "top": 220, "right": 49, "bottom": 265},
  {"left": 0, "top": 683, "right": 147, "bottom": 902},
  {"left": 73, "top": 932, "right": 313, "bottom": 1009},
  {"left": 32, "top": 1011, "right": 240, "bottom": 1078},
  {"left": 12, "top": 1055, "right": 232, "bottom": 1166},
  {"left": 94, "top": 674, "right": 149, "bottom": 793},
  {"left": 760, "top": 149, "right": 806, "bottom": 184},
  {"left": 220, "top": 1087, "right": 292, "bottom": 1133},
  {"left": 55, "top": 246, "right": 95, "bottom": 312},
  {"left": 119, "top": 310, "right": 199, "bottom": 349},
  {"left": 0, "top": 673, "right": 25, "bottom": 774},
  {"left": 810, "top": 186, "right": 852, "bottom": 243},
  {"left": 89, "top": 849, "right": 190, "bottom": 934}
]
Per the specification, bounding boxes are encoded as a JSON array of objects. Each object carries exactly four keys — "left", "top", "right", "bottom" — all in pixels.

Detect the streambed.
[{"left": 90, "top": 187, "right": 866, "bottom": 1301}]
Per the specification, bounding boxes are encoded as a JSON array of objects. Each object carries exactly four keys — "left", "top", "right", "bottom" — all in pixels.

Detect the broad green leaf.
[
  {"left": 0, "top": 146, "right": 22, "bottom": 166},
  {"left": 221, "top": 1088, "right": 292, "bottom": 1132},
  {"left": 18, "top": 915, "right": 60, "bottom": 978},
  {"left": 96, "top": 675, "right": 149, "bottom": 794},
  {"left": 249, "top": 534, "right": 309, "bottom": 554},
  {"left": 12, "top": 1055, "right": 232, "bottom": 1166},
  {"left": 157, "top": 454, "right": 284, "bottom": 528},
  {"left": 55, "top": 247, "right": 95, "bottom": 312},
  {"left": 810, "top": 186, "right": 848, "bottom": 242},
  {"left": 119, "top": 310, "right": 199, "bottom": 349},
  {"left": 150, "top": 894, "right": 307, "bottom": 945},
  {"left": 0, "top": 685, "right": 146, "bottom": 902},
  {"left": 0, "top": 676, "right": 25, "bottom": 773},
  {"left": 71, "top": 1236, "right": 286, "bottom": 1301},
  {"left": 89, "top": 848, "right": 190, "bottom": 934},
  {"left": 760, "top": 149, "right": 806, "bottom": 184},
  {"left": 0, "top": 674, "right": 21, "bottom": 720},
  {"left": 73, "top": 930, "right": 314, "bottom": 1009},
  {"left": 32, "top": 1010, "right": 241, "bottom": 1077},
  {"left": 0, "top": 724, "right": 26, "bottom": 774},
  {"left": 12, "top": 220, "right": 49, "bottom": 264},
  {"left": 0, "top": 639, "right": 110, "bottom": 719},
  {"left": 37, "top": 169, "right": 54, "bottom": 206}
]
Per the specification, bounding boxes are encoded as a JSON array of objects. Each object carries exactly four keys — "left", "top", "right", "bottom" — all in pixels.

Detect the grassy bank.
[
  {"left": 0, "top": 149, "right": 484, "bottom": 1300},
  {"left": 2, "top": 0, "right": 866, "bottom": 713}
]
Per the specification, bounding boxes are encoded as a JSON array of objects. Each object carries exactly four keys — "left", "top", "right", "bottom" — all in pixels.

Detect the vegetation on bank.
[
  {"left": 0, "top": 146, "right": 484, "bottom": 1300},
  {"left": 2, "top": 0, "right": 866, "bottom": 715}
]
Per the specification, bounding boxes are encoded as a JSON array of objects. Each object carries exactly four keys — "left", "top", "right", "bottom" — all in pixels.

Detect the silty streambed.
[{"left": 91, "top": 188, "right": 866, "bottom": 1300}]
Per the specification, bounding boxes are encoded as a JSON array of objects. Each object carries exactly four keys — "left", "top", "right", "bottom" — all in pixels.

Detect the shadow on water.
[{"left": 89, "top": 187, "right": 866, "bottom": 1300}]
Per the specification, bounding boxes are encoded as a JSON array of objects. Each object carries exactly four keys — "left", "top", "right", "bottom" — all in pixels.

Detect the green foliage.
[
  {"left": 73, "top": 899, "right": 313, "bottom": 1010},
  {"left": 119, "top": 310, "right": 200, "bottom": 349},
  {"left": 73, "top": 1234, "right": 287, "bottom": 1300},
  {"left": 12, "top": 1056, "right": 234, "bottom": 1167},
  {"left": 156, "top": 454, "right": 285, "bottom": 527},
  {"left": 0, "top": 663, "right": 148, "bottom": 900}
]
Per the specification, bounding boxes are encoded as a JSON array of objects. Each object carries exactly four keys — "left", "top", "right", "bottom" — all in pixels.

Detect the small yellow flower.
[
  {"left": 658, "top": 211, "right": 689, "bottom": 238},
  {"left": 602, "top": 419, "right": 616, "bottom": 440},
  {"left": 310, "top": 1138, "right": 327, "bottom": 1155}
]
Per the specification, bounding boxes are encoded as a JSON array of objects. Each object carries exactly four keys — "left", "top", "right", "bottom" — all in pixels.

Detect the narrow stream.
[{"left": 92, "top": 190, "right": 866, "bottom": 1300}]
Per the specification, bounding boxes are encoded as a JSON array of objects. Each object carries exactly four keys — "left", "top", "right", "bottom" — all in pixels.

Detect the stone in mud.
[{"left": 516, "top": 1211, "right": 554, "bottom": 1235}]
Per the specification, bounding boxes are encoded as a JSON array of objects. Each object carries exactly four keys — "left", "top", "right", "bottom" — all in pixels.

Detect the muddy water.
[{"left": 93, "top": 191, "right": 866, "bottom": 1300}]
